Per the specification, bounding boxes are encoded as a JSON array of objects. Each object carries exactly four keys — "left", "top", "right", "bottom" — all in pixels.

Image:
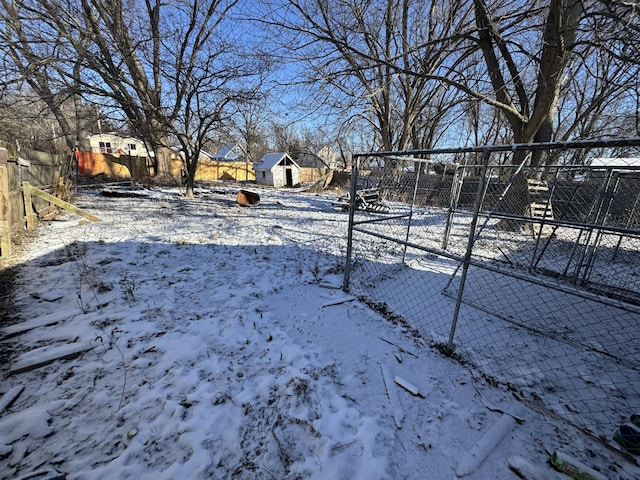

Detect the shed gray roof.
[{"left": 255, "top": 152, "right": 299, "bottom": 171}]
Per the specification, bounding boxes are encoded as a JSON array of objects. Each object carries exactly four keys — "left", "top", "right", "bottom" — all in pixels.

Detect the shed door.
[{"left": 285, "top": 168, "right": 293, "bottom": 187}]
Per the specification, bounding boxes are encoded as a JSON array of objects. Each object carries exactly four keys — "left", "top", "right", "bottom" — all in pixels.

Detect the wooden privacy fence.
[
  {"left": 0, "top": 149, "right": 11, "bottom": 256},
  {"left": 0, "top": 145, "right": 100, "bottom": 258}
]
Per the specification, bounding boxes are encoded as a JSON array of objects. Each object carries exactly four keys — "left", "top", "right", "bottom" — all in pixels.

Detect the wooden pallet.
[
  {"left": 527, "top": 179, "right": 554, "bottom": 238},
  {"left": 332, "top": 188, "right": 390, "bottom": 213}
]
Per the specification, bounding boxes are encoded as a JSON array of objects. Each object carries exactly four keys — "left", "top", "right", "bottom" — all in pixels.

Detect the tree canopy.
[
  {"left": 259, "top": 0, "right": 640, "bottom": 163},
  {"left": 1, "top": 0, "right": 266, "bottom": 195},
  {"left": 1, "top": 0, "right": 638, "bottom": 181}
]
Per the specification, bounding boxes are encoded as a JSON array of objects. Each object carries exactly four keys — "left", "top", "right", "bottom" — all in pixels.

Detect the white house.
[
  {"left": 316, "top": 145, "right": 338, "bottom": 170},
  {"left": 254, "top": 152, "right": 300, "bottom": 187},
  {"left": 87, "top": 134, "right": 150, "bottom": 157}
]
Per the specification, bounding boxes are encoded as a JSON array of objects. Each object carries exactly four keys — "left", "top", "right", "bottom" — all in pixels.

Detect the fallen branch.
[
  {"left": 380, "top": 365, "right": 405, "bottom": 429},
  {"left": 377, "top": 336, "right": 419, "bottom": 358},
  {"left": 321, "top": 295, "right": 355, "bottom": 308}
]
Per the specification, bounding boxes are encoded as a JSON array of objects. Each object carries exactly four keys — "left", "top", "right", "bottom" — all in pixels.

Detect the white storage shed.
[{"left": 254, "top": 152, "right": 300, "bottom": 187}]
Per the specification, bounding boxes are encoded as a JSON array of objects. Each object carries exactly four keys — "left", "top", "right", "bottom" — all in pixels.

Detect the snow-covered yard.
[{"left": 1, "top": 185, "right": 639, "bottom": 479}]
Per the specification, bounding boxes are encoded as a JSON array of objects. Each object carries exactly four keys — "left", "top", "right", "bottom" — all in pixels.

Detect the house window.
[
  {"left": 128, "top": 144, "right": 137, "bottom": 151},
  {"left": 98, "top": 141, "right": 112, "bottom": 154},
  {"left": 262, "top": 172, "right": 266, "bottom": 178}
]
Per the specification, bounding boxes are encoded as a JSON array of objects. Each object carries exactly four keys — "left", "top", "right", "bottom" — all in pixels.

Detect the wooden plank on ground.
[
  {"left": 380, "top": 364, "right": 405, "bottom": 429},
  {"left": 10, "top": 342, "right": 91, "bottom": 375},
  {"left": 0, "top": 386, "right": 25, "bottom": 413},
  {"left": 24, "top": 182, "right": 102, "bottom": 223},
  {"left": 1, "top": 311, "right": 76, "bottom": 340},
  {"left": 321, "top": 295, "right": 356, "bottom": 308},
  {"left": 394, "top": 375, "right": 426, "bottom": 398}
]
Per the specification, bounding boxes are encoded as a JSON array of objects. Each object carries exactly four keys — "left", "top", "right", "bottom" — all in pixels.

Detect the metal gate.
[{"left": 342, "top": 138, "right": 640, "bottom": 440}]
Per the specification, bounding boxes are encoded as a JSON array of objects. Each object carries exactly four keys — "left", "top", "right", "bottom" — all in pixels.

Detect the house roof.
[
  {"left": 255, "top": 152, "right": 299, "bottom": 171},
  {"left": 86, "top": 133, "right": 152, "bottom": 156},
  {"left": 170, "top": 145, "right": 214, "bottom": 160},
  {"left": 590, "top": 157, "right": 640, "bottom": 169},
  {"left": 212, "top": 143, "right": 246, "bottom": 161},
  {"left": 296, "top": 152, "right": 329, "bottom": 169}
]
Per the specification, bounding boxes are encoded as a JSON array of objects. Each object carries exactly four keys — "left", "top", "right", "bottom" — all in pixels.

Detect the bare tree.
[
  {"left": 228, "top": 96, "right": 271, "bottom": 164},
  {"left": 467, "top": 0, "right": 640, "bottom": 160},
  {"left": 259, "top": 0, "right": 473, "bottom": 171},
  {"left": 0, "top": 1, "right": 80, "bottom": 151},
  {"left": 470, "top": 0, "right": 584, "bottom": 159},
  {"left": 1, "top": 0, "right": 263, "bottom": 193},
  {"left": 266, "top": 1, "right": 638, "bottom": 153},
  {"left": 456, "top": 0, "right": 640, "bottom": 226},
  {"left": 554, "top": 48, "right": 640, "bottom": 164}
]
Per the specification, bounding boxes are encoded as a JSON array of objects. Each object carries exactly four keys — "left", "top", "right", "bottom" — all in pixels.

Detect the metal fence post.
[
  {"left": 447, "top": 148, "right": 492, "bottom": 350},
  {"left": 442, "top": 165, "right": 464, "bottom": 250},
  {"left": 401, "top": 161, "right": 422, "bottom": 264},
  {"left": 342, "top": 158, "right": 360, "bottom": 291}
]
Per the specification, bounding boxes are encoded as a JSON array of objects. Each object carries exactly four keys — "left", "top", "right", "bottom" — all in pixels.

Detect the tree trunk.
[
  {"left": 530, "top": 112, "right": 554, "bottom": 167},
  {"left": 473, "top": 0, "right": 584, "bottom": 230},
  {"left": 184, "top": 160, "right": 196, "bottom": 198},
  {"left": 154, "top": 145, "right": 173, "bottom": 178},
  {"left": 524, "top": 0, "right": 584, "bottom": 149},
  {"left": 185, "top": 181, "right": 194, "bottom": 198}
]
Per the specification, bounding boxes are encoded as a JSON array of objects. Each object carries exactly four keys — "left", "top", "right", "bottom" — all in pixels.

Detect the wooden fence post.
[
  {"left": 22, "top": 181, "right": 36, "bottom": 230},
  {"left": 0, "top": 148, "right": 11, "bottom": 257}
]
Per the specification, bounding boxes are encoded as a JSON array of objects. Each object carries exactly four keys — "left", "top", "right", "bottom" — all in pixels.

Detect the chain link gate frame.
[{"left": 341, "top": 138, "right": 640, "bottom": 443}]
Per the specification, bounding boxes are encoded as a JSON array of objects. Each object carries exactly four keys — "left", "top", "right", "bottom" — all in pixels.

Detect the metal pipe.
[
  {"left": 447, "top": 148, "right": 492, "bottom": 350},
  {"left": 353, "top": 137, "right": 640, "bottom": 160},
  {"left": 342, "top": 159, "right": 360, "bottom": 292},
  {"left": 402, "top": 162, "right": 422, "bottom": 263}
]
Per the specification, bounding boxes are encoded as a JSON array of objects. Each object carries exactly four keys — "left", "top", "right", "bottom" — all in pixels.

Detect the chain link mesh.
[{"left": 343, "top": 143, "right": 640, "bottom": 440}]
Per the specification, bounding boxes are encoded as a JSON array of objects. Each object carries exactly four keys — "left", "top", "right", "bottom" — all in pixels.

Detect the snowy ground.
[{"left": 1, "top": 184, "right": 639, "bottom": 479}]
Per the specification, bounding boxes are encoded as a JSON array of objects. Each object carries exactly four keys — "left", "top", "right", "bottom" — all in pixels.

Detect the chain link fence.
[{"left": 341, "top": 139, "right": 640, "bottom": 442}]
